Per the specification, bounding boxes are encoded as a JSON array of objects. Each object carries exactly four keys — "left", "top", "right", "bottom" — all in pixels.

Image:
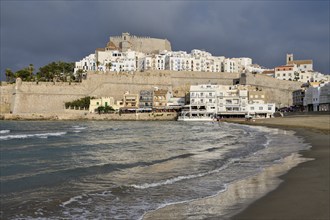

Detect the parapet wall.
[
  {"left": 243, "top": 73, "right": 302, "bottom": 106},
  {"left": 3, "top": 70, "right": 301, "bottom": 114}
]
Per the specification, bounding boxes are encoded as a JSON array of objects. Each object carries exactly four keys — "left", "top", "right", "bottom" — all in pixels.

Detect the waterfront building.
[
  {"left": 319, "top": 83, "right": 330, "bottom": 111},
  {"left": 181, "top": 84, "right": 276, "bottom": 119},
  {"left": 139, "top": 90, "right": 153, "bottom": 110},
  {"left": 292, "top": 88, "right": 306, "bottom": 110},
  {"left": 123, "top": 92, "right": 139, "bottom": 109},
  {"left": 190, "top": 84, "right": 218, "bottom": 116},
  {"left": 153, "top": 89, "right": 169, "bottom": 110},
  {"left": 303, "top": 82, "right": 321, "bottom": 111},
  {"left": 247, "top": 100, "right": 276, "bottom": 118},
  {"left": 217, "top": 85, "right": 249, "bottom": 117},
  {"left": 89, "top": 97, "right": 115, "bottom": 113},
  {"left": 304, "top": 82, "right": 330, "bottom": 112}
]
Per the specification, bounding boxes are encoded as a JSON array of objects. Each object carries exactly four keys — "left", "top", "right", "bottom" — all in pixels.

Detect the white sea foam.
[
  {"left": 72, "top": 126, "right": 87, "bottom": 130},
  {"left": 61, "top": 195, "right": 83, "bottom": 207},
  {"left": 0, "top": 129, "right": 10, "bottom": 134},
  {"left": 139, "top": 185, "right": 228, "bottom": 220},
  {"left": 0, "top": 132, "right": 67, "bottom": 140},
  {"left": 131, "top": 159, "right": 237, "bottom": 189}
]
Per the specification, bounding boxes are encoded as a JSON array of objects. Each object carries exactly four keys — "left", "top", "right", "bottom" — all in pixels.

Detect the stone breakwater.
[{"left": 0, "top": 112, "right": 178, "bottom": 121}]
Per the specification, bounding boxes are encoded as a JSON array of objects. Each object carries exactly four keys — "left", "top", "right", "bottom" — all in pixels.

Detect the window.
[
  {"left": 259, "top": 107, "right": 263, "bottom": 110},
  {"left": 96, "top": 102, "right": 99, "bottom": 105},
  {"left": 209, "top": 99, "right": 212, "bottom": 103},
  {"left": 268, "top": 106, "right": 272, "bottom": 110},
  {"left": 250, "top": 107, "right": 254, "bottom": 110},
  {"left": 105, "top": 102, "right": 108, "bottom": 107}
]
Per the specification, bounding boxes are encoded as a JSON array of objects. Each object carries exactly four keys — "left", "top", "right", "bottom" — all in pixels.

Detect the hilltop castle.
[{"left": 104, "top": 32, "right": 171, "bottom": 54}]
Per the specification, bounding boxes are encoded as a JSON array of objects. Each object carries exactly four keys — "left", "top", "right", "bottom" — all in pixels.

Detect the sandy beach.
[{"left": 144, "top": 115, "right": 330, "bottom": 220}]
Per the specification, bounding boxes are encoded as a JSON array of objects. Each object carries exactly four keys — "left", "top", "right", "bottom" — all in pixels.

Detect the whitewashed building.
[
  {"left": 74, "top": 54, "right": 97, "bottom": 73},
  {"left": 304, "top": 82, "right": 330, "bottom": 112},
  {"left": 185, "top": 84, "right": 275, "bottom": 119}
]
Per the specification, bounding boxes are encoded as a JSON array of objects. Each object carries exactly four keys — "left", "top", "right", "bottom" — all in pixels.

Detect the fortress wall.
[
  {"left": 0, "top": 84, "right": 15, "bottom": 113},
  {"left": 109, "top": 36, "right": 171, "bottom": 53},
  {"left": 6, "top": 70, "right": 299, "bottom": 114},
  {"left": 131, "top": 38, "right": 171, "bottom": 53},
  {"left": 11, "top": 81, "right": 88, "bottom": 114},
  {"left": 244, "top": 73, "right": 303, "bottom": 107}
]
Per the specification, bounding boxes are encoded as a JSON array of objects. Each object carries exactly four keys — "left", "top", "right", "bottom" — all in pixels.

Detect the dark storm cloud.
[{"left": 1, "top": 1, "right": 329, "bottom": 80}]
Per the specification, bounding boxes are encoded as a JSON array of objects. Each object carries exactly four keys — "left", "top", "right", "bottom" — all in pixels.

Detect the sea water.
[{"left": 0, "top": 121, "right": 310, "bottom": 219}]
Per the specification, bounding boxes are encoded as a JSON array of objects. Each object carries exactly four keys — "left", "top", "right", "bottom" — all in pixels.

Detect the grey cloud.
[{"left": 1, "top": 1, "right": 329, "bottom": 80}]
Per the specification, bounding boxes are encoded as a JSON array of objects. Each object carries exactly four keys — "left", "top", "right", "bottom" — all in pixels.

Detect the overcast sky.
[{"left": 1, "top": 0, "right": 329, "bottom": 80}]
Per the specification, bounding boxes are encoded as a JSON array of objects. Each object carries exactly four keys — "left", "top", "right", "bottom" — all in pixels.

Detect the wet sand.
[
  {"left": 233, "top": 115, "right": 329, "bottom": 220},
  {"left": 144, "top": 115, "right": 330, "bottom": 220}
]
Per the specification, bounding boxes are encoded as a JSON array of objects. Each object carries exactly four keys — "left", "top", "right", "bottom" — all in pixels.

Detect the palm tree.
[
  {"left": 28, "top": 64, "right": 34, "bottom": 81},
  {"left": 96, "top": 61, "right": 101, "bottom": 71},
  {"left": 5, "top": 68, "right": 15, "bottom": 83},
  {"left": 105, "top": 62, "right": 112, "bottom": 71}
]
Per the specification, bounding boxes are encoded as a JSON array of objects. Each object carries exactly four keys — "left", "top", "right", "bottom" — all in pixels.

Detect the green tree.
[
  {"left": 15, "top": 68, "right": 30, "bottom": 81},
  {"left": 28, "top": 64, "right": 34, "bottom": 80},
  {"left": 97, "top": 106, "right": 105, "bottom": 114},
  {"left": 96, "top": 61, "right": 100, "bottom": 71},
  {"left": 5, "top": 68, "right": 15, "bottom": 83},
  {"left": 104, "top": 105, "right": 115, "bottom": 113},
  {"left": 37, "top": 61, "right": 74, "bottom": 82},
  {"left": 105, "top": 62, "right": 112, "bottom": 71}
]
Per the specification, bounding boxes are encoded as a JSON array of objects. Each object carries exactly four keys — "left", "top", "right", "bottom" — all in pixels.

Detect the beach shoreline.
[
  {"left": 232, "top": 116, "right": 329, "bottom": 220},
  {"left": 143, "top": 115, "right": 329, "bottom": 220}
]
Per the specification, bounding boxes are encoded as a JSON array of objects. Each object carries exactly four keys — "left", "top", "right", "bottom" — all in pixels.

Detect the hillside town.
[
  {"left": 1, "top": 33, "right": 329, "bottom": 120},
  {"left": 73, "top": 33, "right": 330, "bottom": 119}
]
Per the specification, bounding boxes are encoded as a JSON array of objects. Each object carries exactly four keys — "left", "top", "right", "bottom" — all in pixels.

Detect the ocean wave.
[
  {"left": 61, "top": 195, "right": 84, "bottom": 207},
  {"left": 131, "top": 159, "right": 238, "bottom": 189},
  {"left": 72, "top": 126, "right": 87, "bottom": 130},
  {"left": 0, "top": 130, "right": 10, "bottom": 134},
  {"left": 0, "top": 132, "right": 67, "bottom": 140}
]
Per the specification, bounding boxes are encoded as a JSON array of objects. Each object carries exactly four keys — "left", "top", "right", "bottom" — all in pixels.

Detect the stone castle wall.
[
  {"left": 242, "top": 73, "right": 302, "bottom": 107},
  {"left": 109, "top": 34, "right": 171, "bottom": 53},
  {"left": 1, "top": 70, "right": 302, "bottom": 114}
]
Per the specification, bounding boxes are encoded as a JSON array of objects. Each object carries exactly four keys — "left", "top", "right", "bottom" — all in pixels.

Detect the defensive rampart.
[
  {"left": 241, "top": 73, "right": 302, "bottom": 107},
  {"left": 1, "top": 70, "right": 302, "bottom": 114}
]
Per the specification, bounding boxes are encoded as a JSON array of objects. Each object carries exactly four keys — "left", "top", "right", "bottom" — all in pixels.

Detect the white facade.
[
  {"left": 75, "top": 47, "right": 256, "bottom": 74},
  {"left": 186, "top": 84, "right": 275, "bottom": 118},
  {"left": 304, "top": 82, "right": 330, "bottom": 111},
  {"left": 275, "top": 65, "right": 298, "bottom": 81},
  {"left": 247, "top": 101, "right": 276, "bottom": 118},
  {"left": 190, "top": 84, "right": 218, "bottom": 115},
  {"left": 217, "top": 86, "right": 248, "bottom": 114},
  {"left": 74, "top": 54, "right": 97, "bottom": 73}
]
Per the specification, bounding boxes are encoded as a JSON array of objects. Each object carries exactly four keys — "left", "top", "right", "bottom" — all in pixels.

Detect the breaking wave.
[{"left": 0, "top": 132, "right": 67, "bottom": 140}]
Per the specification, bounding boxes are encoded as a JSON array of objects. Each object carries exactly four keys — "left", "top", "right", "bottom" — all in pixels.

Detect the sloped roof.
[
  {"left": 106, "top": 41, "right": 118, "bottom": 50},
  {"left": 288, "top": 60, "right": 313, "bottom": 65}
]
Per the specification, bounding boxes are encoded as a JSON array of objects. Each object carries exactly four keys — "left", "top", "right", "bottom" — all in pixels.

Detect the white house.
[{"left": 74, "top": 54, "right": 97, "bottom": 73}]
